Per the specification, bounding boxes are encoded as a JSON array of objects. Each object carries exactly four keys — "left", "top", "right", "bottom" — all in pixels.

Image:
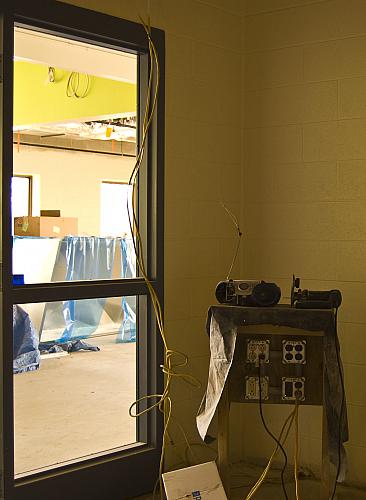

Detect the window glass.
[
  {"left": 14, "top": 295, "right": 138, "bottom": 476},
  {"left": 12, "top": 176, "right": 30, "bottom": 218},
  {"left": 100, "top": 182, "right": 133, "bottom": 238},
  {"left": 12, "top": 27, "right": 137, "bottom": 283}
]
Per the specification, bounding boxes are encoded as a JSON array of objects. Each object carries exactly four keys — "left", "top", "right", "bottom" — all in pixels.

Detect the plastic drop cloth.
[
  {"left": 197, "top": 305, "right": 348, "bottom": 480},
  {"left": 13, "top": 305, "right": 40, "bottom": 374},
  {"left": 41, "top": 236, "right": 136, "bottom": 343}
]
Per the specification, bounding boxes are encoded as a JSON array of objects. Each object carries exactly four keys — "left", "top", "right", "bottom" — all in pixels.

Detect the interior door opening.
[{"left": 12, "top": 26, "right": 141, "bottom": 477}]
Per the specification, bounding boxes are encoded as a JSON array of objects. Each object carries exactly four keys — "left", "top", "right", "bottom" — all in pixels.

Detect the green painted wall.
[{"left": 14, "top": 61, "right": 136, "bottom": 126}]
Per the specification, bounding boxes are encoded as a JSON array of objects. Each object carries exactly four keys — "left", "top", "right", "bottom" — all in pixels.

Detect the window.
[
  {"left": 11, "top": 175, "right": 32, "bottom": 218},
  {"left": 0, "top": 2, "right": 164, "bottom": 499},
  {"left": 100, "top": 181, "right": 133, "bottom": 238}
]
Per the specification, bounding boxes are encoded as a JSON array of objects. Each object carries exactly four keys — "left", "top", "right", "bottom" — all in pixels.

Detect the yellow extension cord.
[
  {"left": 129, "top": 17, "right": 303, "bottom": 500},
  {"left": 126, "top": 17, "right": 201, "bottom": 499}
]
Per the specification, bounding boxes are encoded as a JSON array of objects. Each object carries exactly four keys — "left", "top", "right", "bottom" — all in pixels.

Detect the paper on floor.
[{"left": 162, "top": 461, "right": 227, "bottom": 500}]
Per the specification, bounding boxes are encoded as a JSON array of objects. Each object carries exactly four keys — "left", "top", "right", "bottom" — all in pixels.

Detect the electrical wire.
[
  {"left": 126, "top": 16, "right": 202, "bottom": 499},
  {"left": 220, "top": 201, "right": 243, "bottom": 280},
  {"left": 244, "top": 404, "right": 296, "bottom": 499},
  {"left": 258, "top": 360, "right": 289, "bottom": 500},
  {"left": 66, "top": 71, "right": 91, "bottom": 98},
  {"left": 128, "top": 17, "right": 159, "bottom": 186},
  {"left": 330, "top": 307, "right": 345, "bottom": 500}
]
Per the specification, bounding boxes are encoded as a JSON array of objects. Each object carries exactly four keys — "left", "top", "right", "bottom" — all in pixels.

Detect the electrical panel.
[
  {"left": 282, "top": 340, "right": 306, "bottom": 364},
  {"left": 282, "top": 377, "right": 305, "bottom": 401},
  {"left": 228, "top": 331, "right": 323, "bottom": 405},
  {"left": 245, "top": 376, "right": 269, "bottom": 400},
  {"left": 246, "top": 339, "right": 270, "bottom": 365}
]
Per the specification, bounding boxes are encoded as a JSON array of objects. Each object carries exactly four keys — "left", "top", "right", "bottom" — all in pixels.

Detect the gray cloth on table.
[{"left": 196, "top": 305, "right": 348, "bottom": 480}]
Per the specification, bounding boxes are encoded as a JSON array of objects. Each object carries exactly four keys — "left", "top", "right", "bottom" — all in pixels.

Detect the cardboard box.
[
  {"left": 40, "top": 210, "right": 61, "bottom": 217},
  {"left": 14, "top": 216, "right": 78, "bottom": 237},
  {"left": 162, "top": 462, "right": 227, "bottom": 500}
]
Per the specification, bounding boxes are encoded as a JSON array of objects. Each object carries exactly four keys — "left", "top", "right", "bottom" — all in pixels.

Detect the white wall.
[{"left": 13, "top": 144, "right": 135, "bottom": 236}]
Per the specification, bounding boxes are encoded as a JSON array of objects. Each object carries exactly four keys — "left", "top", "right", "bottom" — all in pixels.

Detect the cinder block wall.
[{"left": 242, "top": 0, "right": 366, "bottom": 485}]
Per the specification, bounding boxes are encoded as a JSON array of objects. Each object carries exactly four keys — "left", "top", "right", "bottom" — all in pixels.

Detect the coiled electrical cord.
[{"left": 66, "top": 71, "right": 90, "bottom": 98}]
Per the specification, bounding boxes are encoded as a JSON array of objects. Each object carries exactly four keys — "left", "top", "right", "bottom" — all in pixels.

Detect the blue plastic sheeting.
[
  {"left": 13, "top": 305, "right": 40, "bottom": 374},
  {"left": 62, "top": 236, "right": 116, "bottom": 281},
  {"left": 58, "top": 237, "right": 114, "bottom": 342},
  {"left": 42, "top": 237, "right": 136, "bottom": 343},
  {"left": 119, "top": 238, "right": 136, "bottom": 342}
]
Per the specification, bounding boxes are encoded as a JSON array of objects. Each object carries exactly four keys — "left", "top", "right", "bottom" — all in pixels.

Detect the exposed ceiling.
[
  {"left": 16, "top": 117, "right": 136, "bottom": 143},
  {"left": 14, "top": 27, "right": 137, "bottom": 84},
  {"left": 13, "top": 28, "right": 137, "bottom": 145}
]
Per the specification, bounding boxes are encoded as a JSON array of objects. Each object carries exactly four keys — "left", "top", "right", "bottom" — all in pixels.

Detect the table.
[{"left": 197, "top": 305, "right": 348, "bottom": 499}]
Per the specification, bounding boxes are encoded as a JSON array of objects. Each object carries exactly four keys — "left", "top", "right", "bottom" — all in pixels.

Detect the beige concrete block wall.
[
  {"left": 60, "top": 0, "right": 243, "bottom": 469},
  {"left": 242, "top": 0, "right": 366, "bottom": 486}
]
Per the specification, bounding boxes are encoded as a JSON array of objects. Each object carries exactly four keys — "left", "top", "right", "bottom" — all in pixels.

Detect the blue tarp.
[
  {"left": 13, "top": 236, "right": 137, "bottom": 366},
  {"left": 13, "top": 305, "right": 40, "bottom": 374},
  {"left": 44, "top": 236, "right": 136, "bottom": 343}
]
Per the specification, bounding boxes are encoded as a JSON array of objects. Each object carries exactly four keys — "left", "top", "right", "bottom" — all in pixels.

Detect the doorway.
[{"left": 0, "top": 2, "right": 165, "bottom": 499}]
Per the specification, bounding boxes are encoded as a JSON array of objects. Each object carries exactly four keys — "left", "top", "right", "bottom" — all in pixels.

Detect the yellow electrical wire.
[
  {"left": 244, "top": 405, "right": 296, "bottom": 500},
  {"left": 126, "top": 16, "right": 202, "bottom": 499}
]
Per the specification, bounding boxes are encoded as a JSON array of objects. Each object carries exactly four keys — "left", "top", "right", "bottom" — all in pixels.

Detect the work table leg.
[
  {"left": 218, "top": 385, "right": 230, "bottom": 497},
  {"left": 321, "top": 395, "right": 332, "bottom": 499}
]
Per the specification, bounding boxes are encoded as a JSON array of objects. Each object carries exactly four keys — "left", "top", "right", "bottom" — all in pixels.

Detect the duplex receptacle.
[
  {"left": 282, "top": 340, "right": 306, "bottom": 364},
  {"left": 245, "top": 376, "right": 269, "bottom": 400},
  {"left": 281, "top": 377, "right": 305, "bottom": 401},
  {"left": 246, "top": 339, "right": 270, "bottom": 365}
]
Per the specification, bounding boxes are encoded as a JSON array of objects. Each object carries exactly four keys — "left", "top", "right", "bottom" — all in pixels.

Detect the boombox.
[{"left": 215, "top": 280, "right": 281, "bottom": 307}]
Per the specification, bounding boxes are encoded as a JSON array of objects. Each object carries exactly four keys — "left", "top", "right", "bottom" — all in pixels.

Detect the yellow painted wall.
[
  {"left": 14, "top": 61, "right": 136, "bottom": 126},
  {"left": 242, "top": 0, "right": 366, "bottom": 486}
]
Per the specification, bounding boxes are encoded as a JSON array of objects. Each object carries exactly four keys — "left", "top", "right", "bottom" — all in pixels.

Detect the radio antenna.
[{"left": 220, "top": 201, "right": 243, "bottom": 280}]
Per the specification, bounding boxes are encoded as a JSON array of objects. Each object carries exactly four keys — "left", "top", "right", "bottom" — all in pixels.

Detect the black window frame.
[{"left": 1, "top": 1, "right": 165, "bottom": 499}]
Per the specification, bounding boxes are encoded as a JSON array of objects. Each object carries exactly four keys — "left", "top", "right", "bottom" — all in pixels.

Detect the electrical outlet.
[
  {"left": 246, "top": 340, "right": 270, "bottom": 365},
  {"left": 282, "top": 340, "right": 306, "bottom": 364},
  {"left": 245, "top": 376, "right": 269, "bottom": 400},
  {"left": 281, "top": 377, "right": 305, "bottom": 401}
]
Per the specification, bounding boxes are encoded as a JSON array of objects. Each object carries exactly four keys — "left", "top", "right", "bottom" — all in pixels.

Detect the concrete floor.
[
  {"left": 14, "top": 334, "right": 136, "bottom": 476},
  {"left": 132, "top": 462, "right": 366, "bottom": 499},
  {"left": 13, "top": 340, "right": 366, "bottom": 497},
  {"left": 133, "top": 480, "right": 366, "bottom": 499}
]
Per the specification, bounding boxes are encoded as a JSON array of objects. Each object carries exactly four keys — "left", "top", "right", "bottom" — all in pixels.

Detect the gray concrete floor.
[
  {"left": 14, "top": 334, "right": 136, "bottom": 476},
  {"left": 13, "top": 341, "right": 366, "bottom": 497},
  {"left": 133, "top": 481, "right": 366, "bottom": 499},
  {"left": 132, "top": 462, "right": 366, "bottom": 499}
]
